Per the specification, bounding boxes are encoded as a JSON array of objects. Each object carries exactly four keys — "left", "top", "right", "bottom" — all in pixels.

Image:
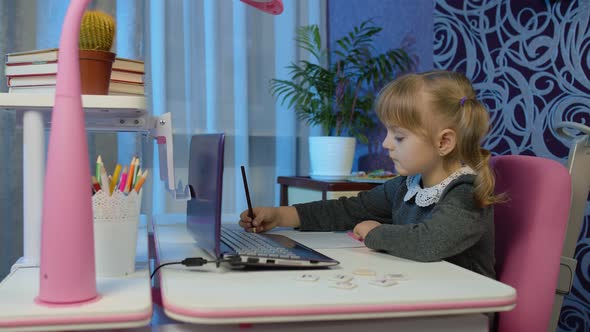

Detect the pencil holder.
[{"left": 92, "top": 190, "right": 141, "bottom": 277}]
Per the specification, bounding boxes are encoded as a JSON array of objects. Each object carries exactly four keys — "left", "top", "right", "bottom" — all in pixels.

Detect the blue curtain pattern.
[{"left": 433, "top": 0, "right": 590, "bottom": 330}]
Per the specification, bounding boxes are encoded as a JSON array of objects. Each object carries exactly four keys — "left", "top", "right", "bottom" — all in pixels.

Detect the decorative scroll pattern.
[{"left": 433, "top": 1, "right": 590, "bottom": 330}]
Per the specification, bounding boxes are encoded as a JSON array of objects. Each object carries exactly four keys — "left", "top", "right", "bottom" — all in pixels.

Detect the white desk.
[
  {"left": 153, "top": 215, "right": 516, "bottom": 327},
  {"left": 0, "top": 219, "right": 152, "bottom": 331}
]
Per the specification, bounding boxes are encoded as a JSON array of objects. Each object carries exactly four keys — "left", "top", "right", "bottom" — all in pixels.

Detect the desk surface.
[
  {"left": 0, "top": 220, "right": 152, "bottom": 331},
  {"left": 154, "top": 215, "right": 516, "bottom": 324}
]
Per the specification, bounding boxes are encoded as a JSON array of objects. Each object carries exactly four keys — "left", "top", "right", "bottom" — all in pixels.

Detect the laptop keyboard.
[{"left": 221, "top": 226, "right": 300, "bottom": 259}]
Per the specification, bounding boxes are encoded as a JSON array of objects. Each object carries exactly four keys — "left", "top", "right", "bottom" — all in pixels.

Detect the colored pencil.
[
  {"left": 96, "top": 155, "right": 102, "bottom": 180},
  {"left": 124, "top": 157, "right": 136, "bottom": 193},
  {"left": 110, "top": 164, "right": 122, "bottom": 195},
  {"left": 133, "top": 169, "right": 148, "bottom": 193},
  {"left": 99, "top": 164, "right": 109, "bottom": 194},
  {"left": 118, "top": 167, "right": 128, "bottom": 193},
  {"left": 91, "top": 176, "right": 101, "bottom": 192}
]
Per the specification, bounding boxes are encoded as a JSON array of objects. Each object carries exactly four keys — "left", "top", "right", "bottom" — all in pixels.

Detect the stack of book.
[{"left": 4, "top": 48, "right": 145, "bottom": 95}]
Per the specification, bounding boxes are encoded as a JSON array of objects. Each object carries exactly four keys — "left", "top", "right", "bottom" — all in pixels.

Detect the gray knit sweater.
[{"left": 294, "top": 174, "right": 496, "bottom": 280}]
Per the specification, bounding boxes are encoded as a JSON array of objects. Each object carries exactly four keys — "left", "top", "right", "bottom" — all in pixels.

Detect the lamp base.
[{"left": 34, "top": 294, "right": 102, "bottom": 307}]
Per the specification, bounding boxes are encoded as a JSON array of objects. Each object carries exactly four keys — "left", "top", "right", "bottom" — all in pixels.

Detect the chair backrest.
[{"left": 490, "top": 155, "right": 572, "bottom": 332}]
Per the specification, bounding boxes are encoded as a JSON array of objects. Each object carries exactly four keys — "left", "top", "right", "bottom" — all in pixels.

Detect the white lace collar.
[{"left": 403, "top": 166, "right": 475, "bottom": 207}]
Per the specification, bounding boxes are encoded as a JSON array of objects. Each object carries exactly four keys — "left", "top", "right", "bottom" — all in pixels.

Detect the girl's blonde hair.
[{"left": 376, "top": 70, "right": 501, "bottom": 207}]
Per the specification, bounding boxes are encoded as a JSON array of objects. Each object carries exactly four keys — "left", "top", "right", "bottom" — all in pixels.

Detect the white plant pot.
[{"left": 309, "top": 136, "right": 356, "bottom": 181}]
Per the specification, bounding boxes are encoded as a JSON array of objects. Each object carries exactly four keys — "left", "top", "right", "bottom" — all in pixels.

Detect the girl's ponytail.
[
  {"left": 473, "top": 147, "right": 500, "bottom": 207},
  {"left": 456, "top": 98, "right": 503, "bottom": 207}
]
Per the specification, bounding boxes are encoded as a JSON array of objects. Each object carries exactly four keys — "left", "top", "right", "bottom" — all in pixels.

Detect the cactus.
[{"left": 79, "top": 10, "right": 115, "bottom": 51}]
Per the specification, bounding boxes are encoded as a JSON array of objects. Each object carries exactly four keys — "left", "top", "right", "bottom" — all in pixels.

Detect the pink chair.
[{"left": 490, "top": 155, "right": 572, "bottom": 332}]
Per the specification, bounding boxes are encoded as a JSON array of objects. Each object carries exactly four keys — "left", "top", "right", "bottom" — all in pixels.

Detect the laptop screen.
[{"left": 186, "top": 133, "right": 225, "bottom": 259}]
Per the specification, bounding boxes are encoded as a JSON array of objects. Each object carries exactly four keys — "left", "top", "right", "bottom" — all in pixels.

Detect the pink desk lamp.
[
  {"left": 36, "top": 0, "right": 283, "bottom": 305},
  {"left": 37, "top": 0, "right": 96, "bottom": 304},
  {"left": 240, "top": 0, "right": 284, "bottom": 15}
]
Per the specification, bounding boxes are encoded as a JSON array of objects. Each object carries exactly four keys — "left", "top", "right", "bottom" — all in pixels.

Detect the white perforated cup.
[{"left": 92, "top": 190, "right": 141, "bottom": 277}]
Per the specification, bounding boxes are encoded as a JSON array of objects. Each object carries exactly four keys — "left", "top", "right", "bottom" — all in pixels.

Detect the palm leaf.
[{"left": 270, "top": 18, "right": 415, "bottom": 141}]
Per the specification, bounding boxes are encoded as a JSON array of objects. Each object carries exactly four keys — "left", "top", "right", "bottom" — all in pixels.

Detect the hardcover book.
[{"left": 5, "top": 48, "right": 59, "bottom": 64}]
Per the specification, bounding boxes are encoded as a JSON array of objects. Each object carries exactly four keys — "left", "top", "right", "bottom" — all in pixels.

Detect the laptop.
[{"left": 186, "top": 133, "right": 339, "bottom": 268}]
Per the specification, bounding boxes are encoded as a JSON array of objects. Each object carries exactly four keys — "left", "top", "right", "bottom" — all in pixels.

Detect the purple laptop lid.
[{"left": 186, "top": 133, "right": 225, "bottom": 259}]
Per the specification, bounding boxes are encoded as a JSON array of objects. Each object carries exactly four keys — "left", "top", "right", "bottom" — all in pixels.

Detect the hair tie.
[{"left": 460, "top": 97, "right": 467, "bottom": 106}]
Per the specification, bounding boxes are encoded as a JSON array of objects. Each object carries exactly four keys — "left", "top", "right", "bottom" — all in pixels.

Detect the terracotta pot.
[{"left": 79, "top": 49, "right": 115, "bottom": 95}]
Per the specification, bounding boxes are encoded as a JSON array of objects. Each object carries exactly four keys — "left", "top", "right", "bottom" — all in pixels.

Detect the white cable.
[{"left": 555, "top": 121, "right": 590, "bottom": 139}]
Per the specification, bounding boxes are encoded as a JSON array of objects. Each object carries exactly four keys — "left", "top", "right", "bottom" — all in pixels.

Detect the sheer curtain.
[
  {"left": 0, "top": 0, "right": 326, "bottom": 278},
  {"left": 147, "top": 0, "right": 326, "bottom": 220}
]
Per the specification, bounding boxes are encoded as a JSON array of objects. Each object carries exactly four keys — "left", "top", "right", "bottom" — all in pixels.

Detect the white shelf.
[
  {"left": 0, "top": 93, "right": 148, "bottom": 132},
  {"left": 0, "top": 92, "right": 146, "bottom": 112},
  {"left": 0, "top": 92, "right": 154, "bottom": 272},
  {"left": 1, "top": 91, "right": 186, "bottom": 274}
]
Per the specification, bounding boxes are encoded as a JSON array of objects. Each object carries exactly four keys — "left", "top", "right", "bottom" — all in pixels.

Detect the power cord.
[{"left": 150, "top": 256, "right": 241, "bottom": 279}]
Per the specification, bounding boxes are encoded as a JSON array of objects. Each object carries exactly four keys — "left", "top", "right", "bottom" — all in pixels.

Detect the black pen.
[{"left": 240, "top": 165, "right": 256, "bottom": 231}]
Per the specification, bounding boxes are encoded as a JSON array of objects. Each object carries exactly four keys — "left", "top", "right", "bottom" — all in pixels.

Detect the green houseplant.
[{"left": 270, "top": 19, "right": 413, "bottom": 179}]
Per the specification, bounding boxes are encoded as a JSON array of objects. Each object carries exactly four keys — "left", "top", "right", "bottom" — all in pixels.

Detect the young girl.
[{"left": 238, "top": 70, "right": 501, "bottom": 280}]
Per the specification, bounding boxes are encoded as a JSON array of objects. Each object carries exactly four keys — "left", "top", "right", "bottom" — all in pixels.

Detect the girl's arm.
[{"left": 293, "top": 177, "right": 404, "bottom": 231}]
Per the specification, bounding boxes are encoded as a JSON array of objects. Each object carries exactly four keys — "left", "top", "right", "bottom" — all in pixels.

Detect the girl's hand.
[
  {"left": 238, "top": 207, "right": 281, "bottom": 233},
  {"left": 353, "top": 220, "right": 381, "bottom": 240}
]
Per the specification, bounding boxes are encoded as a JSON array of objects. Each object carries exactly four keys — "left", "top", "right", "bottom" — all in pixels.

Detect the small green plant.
[
  {"left": 270, "top": 19, "right": 413, "bottom": 143},
  {"left": 79, "top": 10, "right": 115, "bottom": 51}
]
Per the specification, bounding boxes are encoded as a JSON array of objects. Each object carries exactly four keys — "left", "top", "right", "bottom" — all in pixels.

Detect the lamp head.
[{"left": 240, "top": 0, "right": 283, "bottom": 15}]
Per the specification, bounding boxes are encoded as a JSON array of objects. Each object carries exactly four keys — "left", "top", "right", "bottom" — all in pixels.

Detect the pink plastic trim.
[{"left": 0, "top": 309, "right": 152, "bottom": 328}]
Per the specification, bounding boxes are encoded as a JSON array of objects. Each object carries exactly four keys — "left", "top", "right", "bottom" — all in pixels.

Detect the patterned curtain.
[{"left": 433, "top": 0, "right": 590, "bottom": 330}]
